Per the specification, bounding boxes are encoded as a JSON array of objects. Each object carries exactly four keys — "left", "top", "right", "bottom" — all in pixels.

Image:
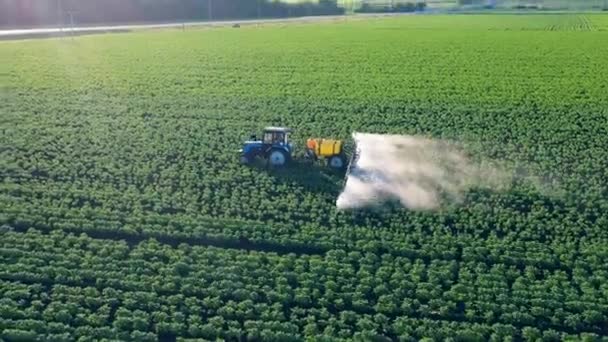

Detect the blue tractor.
[{"left": 239, "top": 127, "right": 294, "bottom": 167}]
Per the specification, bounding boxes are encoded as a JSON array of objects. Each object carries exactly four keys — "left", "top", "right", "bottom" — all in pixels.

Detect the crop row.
[
  {"left": 2, "top": 229, "right": 607, "bottom": 339},
  {"left": 2, "top": 15, "right": 608, "bottom": 338},
  {"left": 5, "top": 281, "right": 599, "bottom": 342},
  {"left": 4, "top": 193, "right": 608, "bottom": 277}
]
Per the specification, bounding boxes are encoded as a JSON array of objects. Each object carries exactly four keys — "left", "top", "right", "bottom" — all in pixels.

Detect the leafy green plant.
[{"left": 1, "top": 13, "right": 608, "bottom": 340}]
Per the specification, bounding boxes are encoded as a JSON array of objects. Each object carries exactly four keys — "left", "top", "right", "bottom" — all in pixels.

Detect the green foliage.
[
  {"left": 1, "top": 13, "right": 608, "bottom": 341},
  {"left": 1, "top": 329, "right": 38, "bottom": 342}
]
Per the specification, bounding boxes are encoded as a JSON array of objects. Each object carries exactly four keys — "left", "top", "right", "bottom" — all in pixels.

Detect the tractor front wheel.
[
  {"left": 268, "top": 149, "right": 289, "bottom": 167},
  {"left": 328, "top": 154, "right": 346, "bottom": 170}
]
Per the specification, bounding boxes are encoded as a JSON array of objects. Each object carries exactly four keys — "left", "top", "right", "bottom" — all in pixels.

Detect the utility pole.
[
  {"left": 68, "top": 11, "right": 75, "bottom": 30},
  {"left": 181, "top": 1, "right": 186, "bottom": 31},
  {"left": 57, "top": 0, "right": 63, "bottom": 31},
  {"left": 208, "top": 0, "right": 213, "bottom": 21},
  {"left": 66, "top": 10, "right": 77, "bottom": 38},
  {"left": 257, "top": 0, "right": 262, "bottom": 19},
  {"left": 57, "top": 0, "right": 77, "bottom": 38}
]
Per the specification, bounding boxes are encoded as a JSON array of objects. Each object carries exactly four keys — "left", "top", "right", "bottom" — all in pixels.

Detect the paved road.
[{"left": 0, "top": 13, "right": 413, "bottom": 39}]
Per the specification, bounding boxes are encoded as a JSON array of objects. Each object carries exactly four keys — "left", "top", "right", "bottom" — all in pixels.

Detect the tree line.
[{"left": 0, "top": 0, "right": 344, "bottom": 28}]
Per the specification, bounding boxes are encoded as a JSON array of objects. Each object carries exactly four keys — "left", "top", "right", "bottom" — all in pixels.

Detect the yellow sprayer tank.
[{"left": 307, "top": 138, "right": 342, "bottom": 157}]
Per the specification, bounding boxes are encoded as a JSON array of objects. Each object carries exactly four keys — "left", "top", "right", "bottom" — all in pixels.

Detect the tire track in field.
[
  {"left": 2, "top": 216, "right": 586, "bottom": 282},
  {"left": 4, "top": 221, "right": 326, "bottom": 256}
]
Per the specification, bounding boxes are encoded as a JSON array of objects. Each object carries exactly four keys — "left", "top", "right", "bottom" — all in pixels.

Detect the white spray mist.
[{"left": 337, "top": 132, "right": 509, "bottom": 210}]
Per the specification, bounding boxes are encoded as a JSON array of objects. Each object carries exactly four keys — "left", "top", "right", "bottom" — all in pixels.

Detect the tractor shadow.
[{"left": 248, "top": 158, "right": 346, "bottom": 195}]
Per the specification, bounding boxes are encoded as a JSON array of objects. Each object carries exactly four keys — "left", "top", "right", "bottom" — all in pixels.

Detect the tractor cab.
[{"left": 263, "top": 127, "right": 291, "bottom": 146}]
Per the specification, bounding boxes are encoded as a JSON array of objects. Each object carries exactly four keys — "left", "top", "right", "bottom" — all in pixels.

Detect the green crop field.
[{"left": 2, "top": 14, "right": 608, "bottom": 341}]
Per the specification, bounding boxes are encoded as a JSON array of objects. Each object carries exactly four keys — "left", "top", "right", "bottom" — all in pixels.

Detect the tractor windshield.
[{"left": 263, "top": 131, "right": 286, "bottom": 144}]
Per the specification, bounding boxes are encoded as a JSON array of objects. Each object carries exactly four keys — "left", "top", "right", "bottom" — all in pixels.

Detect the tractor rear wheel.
[
  {"left": 328, "top": 154, "right": 346, "bottom": 170},
  {"left": 268, "top": 149, "right": 289, "bottom": 167}
]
